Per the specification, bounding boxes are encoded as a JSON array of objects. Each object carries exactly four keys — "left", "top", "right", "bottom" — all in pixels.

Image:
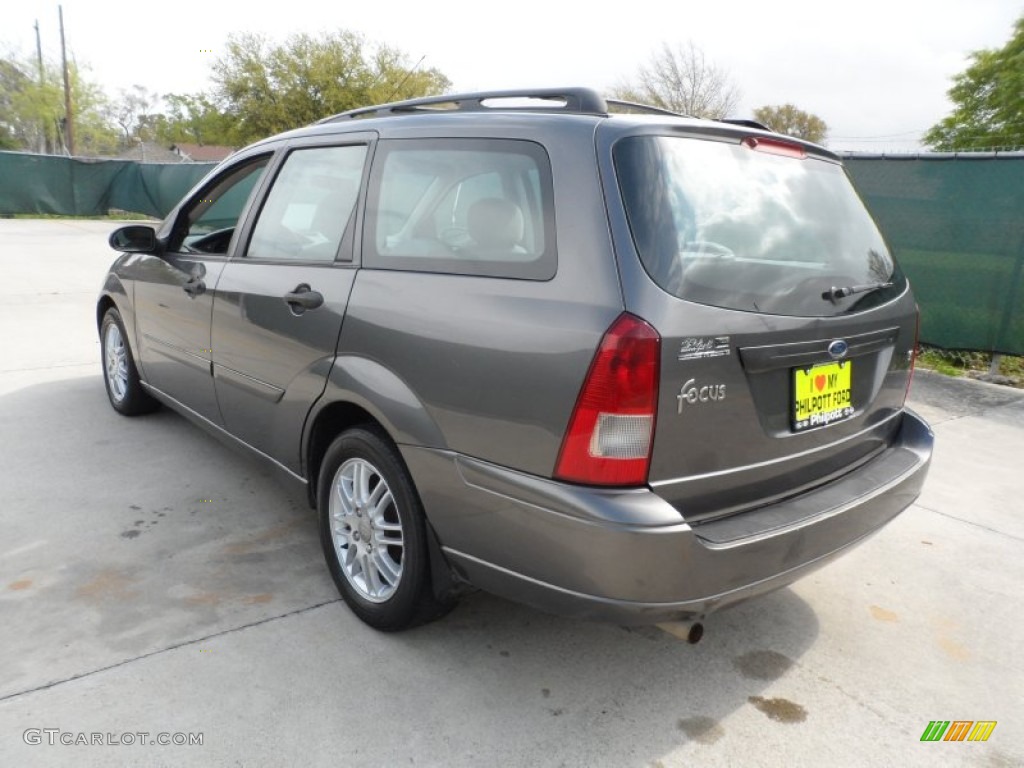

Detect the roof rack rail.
[
  {"left": 605, "top": 99, "right": 687, "bottom": 117},
  {"left": 718, "top": 118, "right": 772, "bottom": 131},
  {"left": 318, "top": 87, "right": 609, "bottom": 123}
]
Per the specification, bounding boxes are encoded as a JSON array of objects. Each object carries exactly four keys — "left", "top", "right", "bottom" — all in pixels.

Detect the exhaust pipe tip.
[
  {"left": 687, "top": 622, "right": 704, "bottom": 644},
  {"left": 655, "top": 620, "right": 705, "bottom": 644}
]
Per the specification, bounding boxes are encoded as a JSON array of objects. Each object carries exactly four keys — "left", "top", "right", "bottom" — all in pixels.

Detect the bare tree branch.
[{"left": 612, "top": 42, "right": 739, "bottom": 119}]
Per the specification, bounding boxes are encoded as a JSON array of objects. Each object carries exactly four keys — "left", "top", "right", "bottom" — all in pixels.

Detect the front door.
[
  {"left": 210, "top": 141, "right": 370, "bottom": 470},
  {"left": 132, "top": 155, "right": 272, "bottom": 423}
]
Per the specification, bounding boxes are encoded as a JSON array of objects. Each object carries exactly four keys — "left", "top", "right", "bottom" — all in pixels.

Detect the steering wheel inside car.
[{"left": 185, "top": 227, "right": 235, "bottom": 254}]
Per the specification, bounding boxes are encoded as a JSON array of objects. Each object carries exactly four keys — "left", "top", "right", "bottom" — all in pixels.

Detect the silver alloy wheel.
[
  {"left": 104, "top": 322, "right": 129, "bottom": 402},
  {"left": 329, "top": 458, "right": 405, "bottom": 603}
]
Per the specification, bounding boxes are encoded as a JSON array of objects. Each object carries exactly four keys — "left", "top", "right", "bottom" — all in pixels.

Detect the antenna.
[{"left": 382, "top": 55, "right": 426, "bottom": 104}]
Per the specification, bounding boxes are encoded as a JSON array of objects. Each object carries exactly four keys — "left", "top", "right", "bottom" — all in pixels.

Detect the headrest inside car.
[{"left": 467, "top": 198, "right": 525, "bottom": 249}]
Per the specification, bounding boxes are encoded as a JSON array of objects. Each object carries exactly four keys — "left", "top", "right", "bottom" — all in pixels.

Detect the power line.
[
  {"left": 833, "top": 122, "right": 1024, "bottom": 142},
  {"left": 831, "top": 128, "right": 929, "bottom": 140}
]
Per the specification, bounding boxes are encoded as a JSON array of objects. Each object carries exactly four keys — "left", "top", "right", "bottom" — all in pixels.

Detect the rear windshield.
[{"left": 613, "top": 136, "right": 906, "bottom": 316}]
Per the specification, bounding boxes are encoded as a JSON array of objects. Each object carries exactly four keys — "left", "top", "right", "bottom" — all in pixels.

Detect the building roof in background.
[
  {"left": 116, "top": 141, "right": 183, "bottom": 163},
  {"left": 171, "top": 143, "right": 236, "bottom": 162}
]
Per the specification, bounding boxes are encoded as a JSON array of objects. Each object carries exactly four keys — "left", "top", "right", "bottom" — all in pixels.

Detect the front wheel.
[
  {"left": 318, "top": 426, "right": 453, "bottom": 631},
  {"left": 100, "top": 308, "right": 158, "bottom": 416}
]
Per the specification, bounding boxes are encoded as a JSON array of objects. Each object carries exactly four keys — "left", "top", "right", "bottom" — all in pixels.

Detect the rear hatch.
[{"left": 608, "top": 128, "right": 918, "bottom": 522}]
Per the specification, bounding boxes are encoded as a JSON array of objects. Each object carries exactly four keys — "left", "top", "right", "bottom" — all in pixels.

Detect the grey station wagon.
[{"left": 99, "top": 87, "right": 933, "bottom": 633}]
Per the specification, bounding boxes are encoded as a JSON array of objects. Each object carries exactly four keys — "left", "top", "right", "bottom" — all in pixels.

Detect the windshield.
[{"left": 613, "top": 135, "right": 906, "bottom": 316}]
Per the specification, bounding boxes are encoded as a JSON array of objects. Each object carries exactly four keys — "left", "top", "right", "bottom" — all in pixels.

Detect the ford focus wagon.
[{"left": 98, "top": 87, "right": 933, "bottom": 631}]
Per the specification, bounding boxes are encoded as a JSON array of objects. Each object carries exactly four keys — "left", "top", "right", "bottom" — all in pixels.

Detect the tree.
[
  {"left": 69, "top": 66, "right": 120, "bottom": 156},
  {"left": 108, "top": 84, "right": 159, "bottom": 144},
  {"left": 210, "top": 30, "right": 451, "bottom": 143},
  {"left": 151, "top": 92, "right": 239, "bottom": 147},
  {"left": 924, "top": 15, "right": 1024, "bottom": 151},
  {"left": 0, "top": 58, "right": 38, "bottom": 150},
  {"left": 0, "top": 52, "right": 117, "bottom": 155},
  {"left": 753, "top": 104, "right": 828, "bottom": 144},
  {"left": 611, "top": 42, "right": 740, "bottom": 118}
]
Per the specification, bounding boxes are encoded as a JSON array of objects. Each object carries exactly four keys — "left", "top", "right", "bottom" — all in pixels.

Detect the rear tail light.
[
  {"left": 904, "top": 307, "right": 920, "bottom": 405},
  {"left": 554, "top": 313, "right": 660, "bottom": 486},
  {"left": 742, "top": 136, "right": 807, "bottom": 159}
]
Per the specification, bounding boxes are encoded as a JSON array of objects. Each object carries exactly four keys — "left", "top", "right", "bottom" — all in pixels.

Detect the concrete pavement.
[{"left": 0, "top": 219, "right": 1021, "bottom": 767}]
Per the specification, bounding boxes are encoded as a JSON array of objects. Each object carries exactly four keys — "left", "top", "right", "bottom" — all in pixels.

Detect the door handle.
[
  {"left": 283, "top": 284, "right": 324, "bottom": 312},
  {"left": 183, "top": 277, "right": 206, "bottom": 298}
]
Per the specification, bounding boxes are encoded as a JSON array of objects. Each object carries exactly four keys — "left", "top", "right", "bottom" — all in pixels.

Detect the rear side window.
[
  {"left": 365, "top": 139, "right": 556, "bottom": 279},
  {"left": 614, "top": 136, "right": 906, "bottom": 316}
]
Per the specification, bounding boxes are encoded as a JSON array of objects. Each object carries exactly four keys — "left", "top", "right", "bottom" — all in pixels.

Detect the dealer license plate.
[{"left": 793, "top": 361, "right": 853, "bottom": 432}]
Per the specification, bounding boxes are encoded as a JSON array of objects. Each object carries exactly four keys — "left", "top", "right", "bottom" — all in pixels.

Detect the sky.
[{"left": 3, "top": 0, "right": 1022, "bottom": 152}]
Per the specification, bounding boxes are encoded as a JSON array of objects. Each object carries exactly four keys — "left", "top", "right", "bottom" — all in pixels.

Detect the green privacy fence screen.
[
  {"left": 0, "top": 151, "right": 215, "bottom": 220},
  {"left": 1, "top": 150, "right": 1021, "bottom": 355},
  {"left": 844, "top": 153, "right": 1024, "bottom": 356}
]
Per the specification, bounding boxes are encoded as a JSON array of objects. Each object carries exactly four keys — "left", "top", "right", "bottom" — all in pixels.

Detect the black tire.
[
  {"left": 100, "top": 307, "right": 159, "bottom": 416},
  {"left": 318, "top": 426, "right": 453, "bottom": 631}
]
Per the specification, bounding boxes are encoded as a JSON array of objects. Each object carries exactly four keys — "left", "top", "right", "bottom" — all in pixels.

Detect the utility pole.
[
  {"left": 34, "top": 20, "right": 46, "bottom": 153},
  {"left": 58, "top": 5, "right": 75, "bottom": 156},
  {"left": 33, "top": 21, "right": 45, "bottom": 82}
]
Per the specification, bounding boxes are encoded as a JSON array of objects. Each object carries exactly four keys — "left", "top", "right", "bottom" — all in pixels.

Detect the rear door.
[
  {"left": 607, "top": 129, "right": 918, "bottom": 521},
  {"left": 210, "top": 136, "right": 371, "bottom": 470}
]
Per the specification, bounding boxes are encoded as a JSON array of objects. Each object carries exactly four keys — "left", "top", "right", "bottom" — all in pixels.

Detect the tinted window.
[
  {"left": 171, "top": 157, "right": 270, "bottom": 254},
  {"left": 365, "top": 139, "right": 555, "bottom": 279},
  {"left": 247, "top": 144, "right": 367, "bottom": 262},
  {"left": 614, "top": 136, "right": 906, "bottom": 316}
]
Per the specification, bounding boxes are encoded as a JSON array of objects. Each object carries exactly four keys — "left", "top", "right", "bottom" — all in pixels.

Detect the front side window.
[
  {"left": 614, "top": 136, "right": 907, "bottom": 316},
  {"left": 246, "top": 144, "right": 368, "bottom": 262},
  {"left": 170, "top": 156, "right": 271, "bottom": 254},
  {"left": 365, "top": 139, "right": 555, "bottom": 279}
]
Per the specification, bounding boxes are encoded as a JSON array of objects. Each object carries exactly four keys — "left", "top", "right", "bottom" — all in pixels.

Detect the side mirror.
[{"left": 109, "top": 225, "right": 158, "bottom": 254}]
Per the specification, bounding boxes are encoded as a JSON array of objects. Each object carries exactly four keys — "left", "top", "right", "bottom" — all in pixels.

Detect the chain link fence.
[
  {"left": 844, "top": 152, "right": 1024, "bottom": 386},
  {"left": 0, "top": 150, "right": 213, "bottom": 218},
  {"left": 844, "top": 152, "right": 1024, "bottom": 357}
]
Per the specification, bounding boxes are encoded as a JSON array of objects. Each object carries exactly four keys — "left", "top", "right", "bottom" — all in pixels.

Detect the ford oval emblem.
[{"left": 828, "top": 339, "right": 849, "bottom": 359}]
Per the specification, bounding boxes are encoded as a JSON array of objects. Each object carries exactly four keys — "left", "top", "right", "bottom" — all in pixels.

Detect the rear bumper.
[{"left": 403, "top": 409, "right": 933, "bottom": 625}]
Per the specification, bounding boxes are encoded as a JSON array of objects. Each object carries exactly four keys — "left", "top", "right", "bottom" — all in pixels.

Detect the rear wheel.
[
  {"left": 100, "top": 308, "right": 158, "bottom": 416},
  {"left": 318, "top": 426, "right": 452, "bottom": 630}
]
